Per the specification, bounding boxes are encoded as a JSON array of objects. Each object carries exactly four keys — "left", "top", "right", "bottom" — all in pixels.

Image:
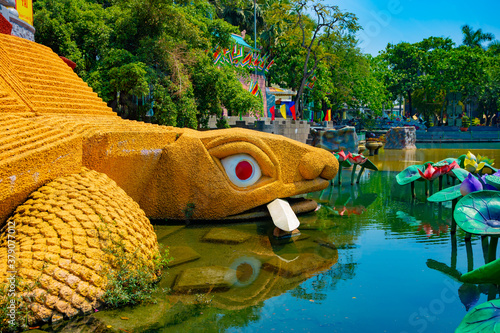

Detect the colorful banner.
[
  {"left": 16, "top": 0, "right": 33, "bottom": 26},
  {"left": 249, "top": 80, "right": 260, "bottom": 96},
  {"left": 324, "top": 109, "right": 331, "bottom": 121},
  {"left": 269, "top": 105, "right": 275, "bottom": 120},
  {"left": 289, "top": 102, "right": 296, "bottom": 121},
  {"left": 280, "top": 104, "right": 287, "bottom": 119},
  {"left": 211, "top": 47, "right": 275, "bottom": 74}
]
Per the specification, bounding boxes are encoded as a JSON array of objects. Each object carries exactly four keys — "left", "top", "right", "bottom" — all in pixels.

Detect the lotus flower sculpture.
[
  {"left": 345, "top": 152, "right": 378, "bottom": 185},
  {"left": 428, "top": 173, "right": 499, "bottom": 203},
  {"left": 418, "top": 163, "right": 441, "bottom": 181},
  {"left": 333, "top": 151, "right": 352, "bottom": 185},
  {"left": 462, "top": 151, "right": 497, "bottom": 175}
]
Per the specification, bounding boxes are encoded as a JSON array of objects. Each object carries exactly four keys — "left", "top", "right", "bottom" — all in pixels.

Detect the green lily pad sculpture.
[
  {"left": 396, "top": 165, "right": 424, "bottom": 186},
  {"left": 453, "top": 190, "right": 500, "bottom": 235},
  {"left": 427, "top": 184, "right": 462, "bottom": 202},
  {"left": 452, "top": 168, "right": 470, "bottom": 182},
  {"left": 456, "top": 299, "right": 500, "bottom": 333},
  {"left": 437, "top": 157, "right": 460, "bottom": 166},
  {"left": 333, "top": 151, "right": 352, "bottom": 185},
  {"left": 346, "top": 152, "right": 378, "bottom": 184},
  {"left": 486, "top": 174, "right": 500, "bottom": 190},
  {"left": 460, "top": 257, "right": 500, "bottom": 285}
]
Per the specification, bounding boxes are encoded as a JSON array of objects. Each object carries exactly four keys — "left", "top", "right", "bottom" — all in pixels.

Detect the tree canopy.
[
  {"left": 32, "top": 0, "right": 499, "bottom": 126},
  {"left": 34, "top": 0, "right": 262, "bottom": 128}
]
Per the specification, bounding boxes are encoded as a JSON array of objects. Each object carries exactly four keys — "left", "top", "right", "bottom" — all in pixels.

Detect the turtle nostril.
[{"left": 299, "top": 150, "right": 338, "bottom": 180}]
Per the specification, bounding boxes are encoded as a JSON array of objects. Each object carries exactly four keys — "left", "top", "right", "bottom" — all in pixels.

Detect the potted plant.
[{"left": 461, "top": 115, "right": 470, "bottom": 131}]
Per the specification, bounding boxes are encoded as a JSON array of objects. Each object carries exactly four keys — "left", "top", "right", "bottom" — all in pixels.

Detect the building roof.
[
  {"left": 231, "top": 33, "right": 259, "bottom": 51},
  {"left": 267, "top": 86, "right": 296, "bottom": 96}
]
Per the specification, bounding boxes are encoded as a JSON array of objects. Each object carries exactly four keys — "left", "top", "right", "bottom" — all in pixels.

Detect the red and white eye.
[{"left": 221, "top": 154, "right": 262, "bottom": 187}]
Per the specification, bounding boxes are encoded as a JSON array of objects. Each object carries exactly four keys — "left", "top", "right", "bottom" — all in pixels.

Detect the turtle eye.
[{"left": 221, "top": 154, "right": 262, "bottom": 187}]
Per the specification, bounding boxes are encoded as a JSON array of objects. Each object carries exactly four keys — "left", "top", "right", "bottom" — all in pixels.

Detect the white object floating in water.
[{"left": 267, "top": 199, "right": 300, "bottom": 232}]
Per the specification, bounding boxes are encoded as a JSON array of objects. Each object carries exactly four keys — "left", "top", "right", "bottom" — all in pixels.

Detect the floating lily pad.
[
  {"left": 395, "top": 165, "right": 424, "bottom": 185},
  {"left": 460, "top": 257, "right": 500, "bottom": 285},
  {"left": 485, "top": 175, "right": 500, "bottom": 190},
  {"left": 427, "top": 184, "right": 462, "bottom": 202},
  {"left": 453, "top": 191, "right": 500, "bottom": 235},
  {"left": 456, "top": 299, "right": 500, "bottom": 333},
  {"left": 452, "top": 168, "right": 470, "bottom": 182}
]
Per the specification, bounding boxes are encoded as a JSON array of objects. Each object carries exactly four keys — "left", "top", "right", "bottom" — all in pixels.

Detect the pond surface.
[{"left": 43, "top": 147, "right": 500, "bottom": 333}]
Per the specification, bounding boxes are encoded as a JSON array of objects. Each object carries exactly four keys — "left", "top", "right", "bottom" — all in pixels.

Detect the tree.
[
  {"left": 34, "top": 0, "right": 261, "bottom": 128},
  {"left": 378, "top": 42, "right": 424, "bottom": 116},
  {"left": 462, "top": 24, "right": 495, "bottom": 50},
  {"left": 291, "top": 0, "right": 359, "bottom": 117}
]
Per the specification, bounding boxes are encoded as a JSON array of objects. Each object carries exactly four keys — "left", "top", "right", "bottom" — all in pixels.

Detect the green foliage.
[
  {"left": 34, "top": 0, "right": 259, "bottom": 128},
  {"left": 462, "top": 115, "right": 470, "bottom": 127},
  {"left": 0, "top": 277, "right": 36, "bottom": 332},
  {"left": 100, "top": 226, "right": 172, "bottom": 308}
]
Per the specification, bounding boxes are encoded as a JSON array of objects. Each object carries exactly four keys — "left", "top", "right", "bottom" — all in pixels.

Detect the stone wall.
[
  {"left": 310, "top": 126, "right": 359, "bottom": 153},
  {"left": 208, "top": 116, "right": 310, "bottom": 144},
  {"left": 417, "top": 127, "right": 500, "bottom": 142},
  {"left": 384, "top": 126, "right": 416, "bottom": 149}
]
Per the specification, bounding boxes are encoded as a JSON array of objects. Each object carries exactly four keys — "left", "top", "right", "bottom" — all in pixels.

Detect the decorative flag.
[
  {"left": 250, "top": 80, "right": 260, "bottom": 96},
  {"left": 241, "top": 52, "right": 252, "bottom": 67},
  {"left": 258, "top": 54, "right": 267, "bottom": 70},
  {"left": 269, "top": 105, "right": 275, "bottom": 120},
  {"left": 320, "top": 110, "right": 324, "bottom": 121},
  {"left": 307, "top": 75, "right": 317, "bottom": 89},
  {"left": 232, "top": 45, "right": 243, "bottom": 59},
  {"left": 213, "top": 48, "right": 222, "bottom": 64},
  {"left": 280, "top": 104, "right": 287, "bottom": 119},
  {"left": 253, "top": 53, "right": 261, "bottom": 67},
  {"left": 324, "top": 109, "right": 331, "bottom": 121},
  {"left": 289, "top": 102, "right": 296, "bottom": 121},
  {"left": 265, "top": 59, "right": 275, "bottom": 72}
]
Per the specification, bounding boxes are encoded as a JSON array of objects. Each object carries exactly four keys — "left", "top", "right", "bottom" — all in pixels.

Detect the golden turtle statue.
[{"left": 0, "top": 33, "right": 338, "bottom": 325}]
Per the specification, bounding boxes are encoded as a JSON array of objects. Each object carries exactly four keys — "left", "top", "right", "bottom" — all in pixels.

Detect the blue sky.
[{"left": 333, "top": 0, "right": 500, "bottom": 56}]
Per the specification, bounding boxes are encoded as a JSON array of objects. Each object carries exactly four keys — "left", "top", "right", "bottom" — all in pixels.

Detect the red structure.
[
  {"left": 60, "top": 56, "right": 77, "bottom": 70},
  {"left": 0, "top": 13, "right": 13, "bottom": 35}
]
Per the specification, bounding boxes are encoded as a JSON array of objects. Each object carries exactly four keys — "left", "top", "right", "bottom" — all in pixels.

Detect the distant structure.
[{"left": 0, "top": 0, "right": 35, "bottom": 41}]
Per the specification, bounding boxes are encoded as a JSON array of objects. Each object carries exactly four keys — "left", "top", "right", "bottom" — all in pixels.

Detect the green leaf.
[
  {"left": 453, "top": 190, "right": 500, "bottom": 235},
  {"left": 361, "top": 158, "right": 378, "bottom": 171},
  {"left": 452, "top": 168, "right": 470, "bottom": 182},
  {"left": 395, "top": 165, "right": 423, "bottom": 185},
  {"left": 485, "top": 175, "right": 500, "bottom": 190},
  {"left": 457, "top": 154, "right": 467, "bottom": 168},
  {"left": 455, "top": 299, "right": 500, "bottom": 333},
  {"left": 437, "top": 157, "right": 459, "bottom": 165},
  {"left": 341, "top": 160, "right": 352, "bottom": 168},
  {"left": 427, "top": 184, "right": 462, "bottom": 202},
  {"left": 460, "top": 258, "right": 500, "bottom": 285}
]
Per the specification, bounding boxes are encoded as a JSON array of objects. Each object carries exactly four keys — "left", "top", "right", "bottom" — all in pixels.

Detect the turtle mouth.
[{"left": 223, "top": 197, "right": 318, "bottom": 221}]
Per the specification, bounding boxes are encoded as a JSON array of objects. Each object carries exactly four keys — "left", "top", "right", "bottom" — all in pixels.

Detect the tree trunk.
[
  {"left": 439, "top": 94, "right": 448, "bottom": 126},
  {"left": 407, "top": 91, "right": 413, "bottom": 117}
]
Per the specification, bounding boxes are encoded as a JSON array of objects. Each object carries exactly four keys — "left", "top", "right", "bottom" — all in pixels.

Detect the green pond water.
[{"left": 40, "top": 147, "right": 500, "bottom": 333}]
